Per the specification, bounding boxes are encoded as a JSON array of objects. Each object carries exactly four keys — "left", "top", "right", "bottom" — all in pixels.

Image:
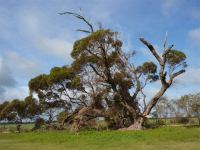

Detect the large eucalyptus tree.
[{"left": 29, "top": 12, "right": 187, "bottom": 131}]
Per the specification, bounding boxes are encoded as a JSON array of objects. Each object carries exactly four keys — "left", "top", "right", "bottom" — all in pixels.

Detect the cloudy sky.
[{"left": 0, "top": 0, "right": 200, "bottom": 102}]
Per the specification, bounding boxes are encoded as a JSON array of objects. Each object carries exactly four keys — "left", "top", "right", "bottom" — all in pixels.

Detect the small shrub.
[
  {"left": 175, "top": 117, "right": 189, "bottom": 124},
  {"left": 45, "top": 123, "right": 64, "bottom": 130},
  {"left": 156, "top": 119, "right": 166, "bottom": 125},
  {"left": 144, "top": 119, "right": 165, "bottom": 129},
  {"left": 33, "top": 118, "right": 45, "bottom": 130},
  {"left": 169, "top": 118, "right": 176, "bottom": 124},
  {"left": 189, "top": 118, "right": 196, "bottom": 125},
  {"left": 16, "top": 124, "right": 22, "bottom": 133}
]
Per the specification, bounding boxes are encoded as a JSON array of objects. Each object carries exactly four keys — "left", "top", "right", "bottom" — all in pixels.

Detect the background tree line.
[
  {"left": 154, "top": 93, "right": 200, "bottom": 125},
  {"left": 1, "top": 93, "right": 200, "bottom": 130}
]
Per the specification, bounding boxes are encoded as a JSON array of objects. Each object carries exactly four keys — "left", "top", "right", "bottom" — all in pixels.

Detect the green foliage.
[
  {"left": 113, "top": 72, "right": 133, "bottom": 90},
  {"left": 65, "top": 76, "right": 82, "bottom": 90},
  {"left": 48, "top": 66, "right": 75, "bottom": 84},
  {"left": 28, "top": 66, "right": 82, "bottom": 117},
  {"left": 0, "top": 101, "right": 9, "bottom": 121},
  {"left": 0, "top": 101, "right": 9, "bottom": 112},
  {"left": 7, "top": 113, "right": 17, "bottom": 121},
  {"left": 166, "top": 49, "right": 187, "bottom": 66},
  {"left": 0, "top": 99, "right": 27, "bottom": 123},
  {"left": 71, "top": 29, "right": 111, "bottom": 59},
  {"left": 71, "top": 29, "right": 122, "bottom": 73},
  {"left": 140, "top": 62, "right": 157, "bottom": 74},
  {"left": 0, "top": 97, "right": 41, "bottom": 123},
  {"left": 175, "top": 117, "right": 190, "bottom": 124},
  {"left": 144, "top": 119, "right": 165, "bottom": 129},
  {"left": 34, "top": 117, "right": 45, "bottom": 129},
  {"left": 137, "top": 61, "right": 159, "bottom": 82},
  {"left": 57, "top": 111, "right": 68, "bottom": 123},
  {"left": 24, "top": 96, "right": 42, "bottom": 119},
  {"left": 29, "top": 74, "right": 49, "bottom": 92},
  {"left": 29, "top": 66, "right": 81, "bottom": 93},
  {"left": 10, "top": 99, "right": 26, "bottom": 119}
]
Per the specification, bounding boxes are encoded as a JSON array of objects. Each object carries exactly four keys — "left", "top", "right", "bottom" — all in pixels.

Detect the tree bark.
[
  {"left": 126, "top": 117, "right": 145, "bottom": 130},
  {"left": 124, "top": 85, "right": 169, "bottom": 130}
]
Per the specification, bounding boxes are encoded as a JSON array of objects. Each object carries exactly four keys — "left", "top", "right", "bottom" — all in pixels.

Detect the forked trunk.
[
  {"left": 123, "top": 85, "right": 169, "bottom": 131},
  {"left": 118, "top": 117, "right": 145, "bottom": 131},
  {"left": 126, "top": 117, "right": 145, "bottom": 130}
]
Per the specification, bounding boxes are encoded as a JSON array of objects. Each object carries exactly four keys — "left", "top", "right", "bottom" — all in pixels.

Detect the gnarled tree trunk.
[
  {"left": 63, "top": 107, "right": 104, "bottom": 132},
  {"left": 127, "top": 117, "right": 145, "bottom": 130},
  {"left": 125, "top": 85, "right": 169, "bottom": 130}
]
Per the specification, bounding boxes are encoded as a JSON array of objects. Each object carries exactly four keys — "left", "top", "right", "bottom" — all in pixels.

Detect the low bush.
[
  {"left": 174, "top": 117, "right": 189, "bottom": 124},
  {"left": 33, "top": 118, "right": 45, "bottom": 130}
]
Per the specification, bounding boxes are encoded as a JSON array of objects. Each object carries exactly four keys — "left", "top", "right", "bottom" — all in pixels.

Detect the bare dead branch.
[
  {"left": 76, "top": 29, "right": 91, "bottom": 33},
  {"left": 162, "top": 44, "right": 174, "bottom": 57},
  {"left": 132, "top": 72, "right": 142, "bottom": 100},
  {"left": 59, "top": 11, "right": 94, "bottom": 32},
  {"left": 141, "top": 90, "right": 147, "bottom": 110},
  {"left": 89, "top": 64, "right": 104, "bottom": 78},
  {"left": 163, "top": 32, "right": 168, "bottom": 50},
  {"left": 85, "top": 48, "right": 100, "bottom": 59},
  {"left": 169, "top": 69, "right": 185, "bottom": 83},
  {"left": 139, "top": 38, "right": 163, "bottom": 64}
]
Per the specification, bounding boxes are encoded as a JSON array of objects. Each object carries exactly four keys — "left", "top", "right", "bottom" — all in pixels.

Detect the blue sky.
[{"left": 1, "top": 0, "right": 200, "bottom": 102}]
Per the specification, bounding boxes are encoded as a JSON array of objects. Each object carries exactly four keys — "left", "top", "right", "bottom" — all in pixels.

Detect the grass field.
[{"left": 1, "top": 126, "right": 200, "bottom": 150}]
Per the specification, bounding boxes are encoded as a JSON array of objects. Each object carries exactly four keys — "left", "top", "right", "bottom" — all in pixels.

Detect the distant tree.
[
  {"left": 0, "top": 101, "right": 10, "bottom": 122},
  {"left": 33, "top": 117, "right": 45, "bottom": 130},
  {"left": 0, "top": 98, "right": 42, "bottom": 132},
  {"left": 0, "top": 100, "right": 24, "bottom": 132},
  {"left": 155, "top": 97, "right": 172, "bottom": 118},
  {"left": 170, "top": 93, "right": 200, "bottom": 125},
  {"left": 189, "top": 93, "right": 200, "bottom": 125},
  {"left": 176, "top": 95, "right": 193, "bottom": 118},
  {"left": 24, "top": 96, "right": 42, "bottom": 120},
  {"left": 28, "top": 66, "right": 86, "bottom": 123},
  {"left": 5, "top": 99, "right": 26, "bottom": 123},
  {"left": 0, "top": 98, "right": 41, "bottom": 122}
]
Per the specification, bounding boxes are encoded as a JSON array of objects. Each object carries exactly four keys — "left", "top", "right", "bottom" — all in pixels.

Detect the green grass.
[
  {"left": 0, "top": 123, "right": 34, "bottom": 133},
  {"left": 1, "top": 126, "right": 200, "bottom": 150}
]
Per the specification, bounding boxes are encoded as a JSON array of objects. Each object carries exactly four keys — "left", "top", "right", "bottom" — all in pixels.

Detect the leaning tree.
[{"left": 29, "top": 12, "right": 187, "bottom": 131}]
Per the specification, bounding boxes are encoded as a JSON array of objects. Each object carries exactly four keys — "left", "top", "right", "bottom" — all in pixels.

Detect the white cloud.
[
  {"left": 19, "top": 10, "right": 73, "bottom": 60},
  {"left": 0, "top": 51, "right": 41, "bottom": 101},
  {"left": 21, "top": 13, "right": 39, "bottom": 34},
  {"left": 162, "top": 0, "right": 179, "bottom": 9},
  {"left": 188, "top": 28, "right": 200, "bottom": 48},
  {"left": 177, "top": 68, "right": 200, "bottom": 85},
  {"left": 3, "top": 50, "right": 41, "bottom": 77},
  {"left": 1, "top": 86, "right": 29, "bottom": 102},
  {"left": 0, "top": 55, "right": 17, "bottom": 87},
  {"left": 161, "top": 0, "right": 186, "bottom": 16},
  {"left": 0, "top": 55, "right": 17, "bottom": 101},
  {"left": 190, "top": 9, "right": 200, "bottom": 20},
  {"left": 34, "top": 36, "right": 73, "bottom": 60},
  {"left": 143, "top": 86, "right": 159, "bottom": 99},
  {"left": 138, "top": 44, "right": 161, "bottom": 62},
  {"left": 0, "top": 6, "right": 75, "bottom": 102}
]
